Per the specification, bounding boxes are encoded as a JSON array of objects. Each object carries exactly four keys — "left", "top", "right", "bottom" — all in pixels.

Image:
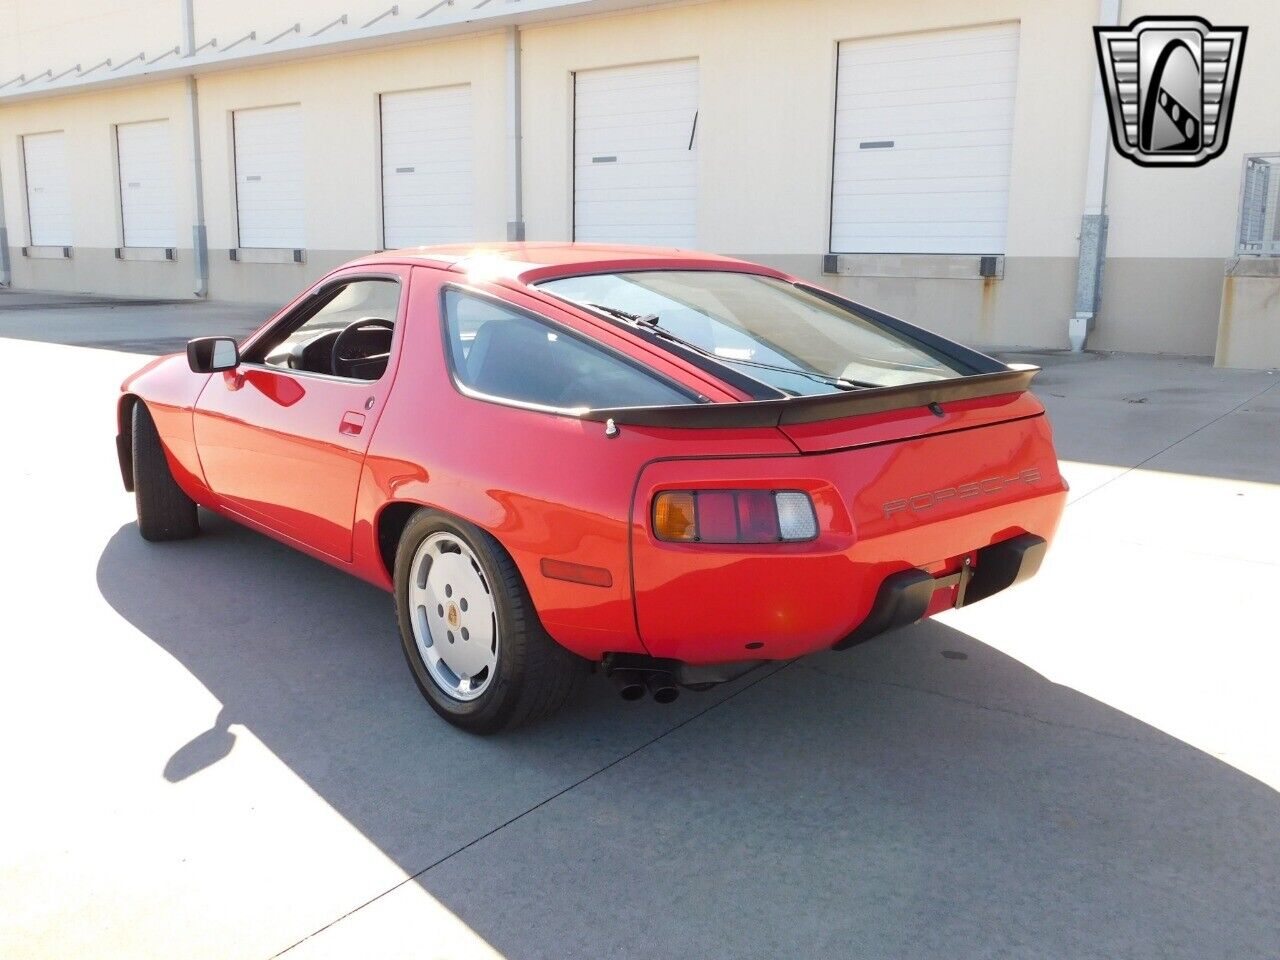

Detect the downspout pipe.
[
  {"left": 0, "top": 159, "right": 11, "bottom": 286},
  {"left": 1069, "top": 0, "right": 1121, "bottom": 352},
  {"left": 181, "top": 0, "right": 209, "bottom": 297},
  {"left": 505, "top": 25, "right": 525, "bottom": 241}
]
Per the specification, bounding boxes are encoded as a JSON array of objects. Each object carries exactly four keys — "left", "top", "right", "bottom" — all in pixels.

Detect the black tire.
[
  {"left": 131, "top": 401, "right": 199, "bottom": 542},
  {"left": 394, "top": 509, "right": 587, "bottom": 733}
]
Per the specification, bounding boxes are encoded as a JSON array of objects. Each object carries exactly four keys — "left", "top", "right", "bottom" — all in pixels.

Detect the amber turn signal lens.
[
  {"left": 653, "top": 489, "right": 818, "bottom": 543},
  {"left": 653, "top": 491, "right": 698, "bottom": 541}
]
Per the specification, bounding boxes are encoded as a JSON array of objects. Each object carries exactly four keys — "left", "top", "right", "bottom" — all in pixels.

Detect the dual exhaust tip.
[{"left": 608, "top": 667, "right": 679, "bottom": 704}]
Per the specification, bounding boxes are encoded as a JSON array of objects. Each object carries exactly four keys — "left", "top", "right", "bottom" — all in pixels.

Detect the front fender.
[{"left": 117, "top": 353, "right": 214, "bottom": 504}]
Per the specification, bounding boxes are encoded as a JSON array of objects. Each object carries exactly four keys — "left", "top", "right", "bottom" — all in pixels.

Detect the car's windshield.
[{"left": 537, "top": 271, "right": 963, "bottom": 395}]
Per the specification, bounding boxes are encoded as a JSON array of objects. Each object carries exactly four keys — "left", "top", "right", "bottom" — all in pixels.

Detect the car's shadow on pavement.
[{"left": 95, "top": 512, "right": 1280, "bottom": 959}]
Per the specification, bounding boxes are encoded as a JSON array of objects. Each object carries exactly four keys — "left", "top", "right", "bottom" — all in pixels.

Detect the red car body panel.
[
  {"left": 119, "top": 354, "right": 216, "bottom": 508},
  {"left": 118, "top": 244, "right": 1068, "bottom": 667},
  {"left": 631, "top": 416, "right": 1065, "bottom": 663},
  {"left": 190, "top": 264, "right": 413, "bottom": 561}
]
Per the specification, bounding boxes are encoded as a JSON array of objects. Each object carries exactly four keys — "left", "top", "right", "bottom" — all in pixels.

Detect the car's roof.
[{"left": 344, "top": 242, "right": 789, "bottom": 285}]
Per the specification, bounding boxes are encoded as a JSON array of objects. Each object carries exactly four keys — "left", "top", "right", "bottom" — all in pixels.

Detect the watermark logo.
[{"left": 1094, "top": 16, "right": 1247, "bottom": 167}]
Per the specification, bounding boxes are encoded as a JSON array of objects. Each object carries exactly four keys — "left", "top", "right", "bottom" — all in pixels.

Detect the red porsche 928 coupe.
[{"left": 116, "top": 244, "right": 1067, "bottom": 732}]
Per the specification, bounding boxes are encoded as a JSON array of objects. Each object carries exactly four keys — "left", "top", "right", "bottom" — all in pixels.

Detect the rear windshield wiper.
[{"left": 581, "top": 302, "right": 872, "bottom": 391}]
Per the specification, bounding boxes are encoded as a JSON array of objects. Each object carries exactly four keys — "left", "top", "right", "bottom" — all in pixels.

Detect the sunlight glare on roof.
[{"left": 463, "top": 252, "right": 508, "bottom": 284}]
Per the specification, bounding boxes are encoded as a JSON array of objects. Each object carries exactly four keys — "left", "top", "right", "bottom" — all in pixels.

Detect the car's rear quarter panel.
[
  {"left": 631, "top": 412, "right": 1067, "bottom": 664},
  {"left": 353, "top": 267, "right": 798, "bottom": 661}
]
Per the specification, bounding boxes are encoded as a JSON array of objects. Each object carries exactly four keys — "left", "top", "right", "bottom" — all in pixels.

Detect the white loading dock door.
[
  {"left": 574, "top": 60, "right": 699, "bottom": 247},
  {"left": 233, "top": 104, "right": 304, "bottom": 249},
  {"left": 22, "top": 131, "right": 72, "bottom": 247},
  {"left": 380, "top": 86, "right": 474, "bottom": 248},
  {"left": 116, "top": 120, "right": 177, "bottom": 248},
  {"left": 831, "top": 24, "right": 1020, "bottom": 254}
]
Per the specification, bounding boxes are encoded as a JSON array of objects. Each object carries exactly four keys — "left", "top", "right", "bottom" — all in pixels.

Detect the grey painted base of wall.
[
  {"left": 3, "top": 246, "right": 1229, "bottom": 359},
  {"left": 1216, "top": 268, "right": 1280, "bottom": 369},
  {"left": 5, "top": 246, "right": 201, "bottom": 300},
  {"left": 1094, "top": 258, "right": 1225, "bottom": 357},
  {"left": 207, "top": 250, "right": 368, "bottom": 304},
  {"left": 742, "top": 254, "right": 1078, "bottom": 351},
  {"left": 742, "top": 254, "right": 1225, "bottom": 357},
  {"left": 1, "top": 246, "right": 373, "bottom": 307}
]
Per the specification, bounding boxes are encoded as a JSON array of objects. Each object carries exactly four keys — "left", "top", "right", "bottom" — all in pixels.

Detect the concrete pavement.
[
  {"left": 0, "top": 305, "right": 1277, "bottom": 959},
  {"left": 0, "top": 289, "right": 275, "bottom": 355}
]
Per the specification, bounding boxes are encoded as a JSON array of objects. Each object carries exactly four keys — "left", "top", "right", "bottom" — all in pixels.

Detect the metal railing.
[{"left": 1237, "top": 153, "right": 1280, "bottom": 256}]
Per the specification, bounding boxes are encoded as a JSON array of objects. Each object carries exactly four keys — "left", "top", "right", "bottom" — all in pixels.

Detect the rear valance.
[{"left": 581, "top": 366, "right": 1039, "bottom": 429}]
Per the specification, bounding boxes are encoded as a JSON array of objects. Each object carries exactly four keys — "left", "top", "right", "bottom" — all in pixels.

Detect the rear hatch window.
[{"left": 538, "top": 270, "right": 967, "bottom": 396}]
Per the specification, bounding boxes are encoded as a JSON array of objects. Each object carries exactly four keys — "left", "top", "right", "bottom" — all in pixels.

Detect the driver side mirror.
[{"left": 187, "top": 336, "right": 239, "bottom": 373}]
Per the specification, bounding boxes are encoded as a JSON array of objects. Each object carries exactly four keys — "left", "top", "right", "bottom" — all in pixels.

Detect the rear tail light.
[
  {"left": 652, "top": 490, "right": 817, "bottom": 543},
  {"left": 774, "top": 492, "right": 817, "bottom": 540}
]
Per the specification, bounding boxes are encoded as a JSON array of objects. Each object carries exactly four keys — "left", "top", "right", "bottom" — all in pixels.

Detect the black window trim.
[
  {"left": 532, "top": 268, "right": 787, "bottom": 401},
  {"left": 532, "top": 267, "right": 1006, "bottom": 387},
  {"left": 794, "top": 283, "right": 1005, "bottom": 376},
  {"left": 237, "top": 271, "right": 405, "bottom": 384},
  {"left": 438, "top": 282, "right": 704, "bottom": 418}
]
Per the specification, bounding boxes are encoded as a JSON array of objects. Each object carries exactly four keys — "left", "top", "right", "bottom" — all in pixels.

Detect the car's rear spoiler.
[{"left": 581, "top": 365, "right": 1040, "bottom": 429}]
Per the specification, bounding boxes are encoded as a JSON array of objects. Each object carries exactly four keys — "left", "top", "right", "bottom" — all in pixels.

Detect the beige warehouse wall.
[
  {"left": 195, "top": 34, "right": 508, "bottom": 253},
  {"left": 1092, "top": 0, "right": 1280, "bottom": 356},
  {"left": 519, "top": 0, "right": 1098, "bottom": 349},
  {"left": 1, "top": 0, "right": 1275, "bottom": 356},
  {"left": 0, "top": 0, "right": 179, "bottom": 82},
  {"left": 1106, "top": 0, "right": 1276, "bottom": 261},
  {"left": 0, "top": 30, "right": 511, "bottom": 303},
  {"left": 522, "top": 0, "right": 1099, "bottom": 256},
  {"left": 0, "top": 80, "right": 198, "bottom": 297},
  {"left": 194, "top": 32, "right": 509, "bottom": 302}
]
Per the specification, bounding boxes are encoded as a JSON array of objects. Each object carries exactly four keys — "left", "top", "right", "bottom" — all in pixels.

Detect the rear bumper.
[
  {"left": 832, "top": 533, "right": 1046, "bottom": 650},
  {"left": 611, "top": 534, "right": 1046, "bottom": 683},
  {"left": 630, "top": 413, "right": 1067, "bottom": 664}
]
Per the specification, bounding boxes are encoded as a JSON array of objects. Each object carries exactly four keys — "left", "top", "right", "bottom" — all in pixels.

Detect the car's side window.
[
  {"left": 442, "top": 289, "right": 696, "bottom": 410},
  {"left": 253, "top": 278, "right": 402, "bottom": 381}
]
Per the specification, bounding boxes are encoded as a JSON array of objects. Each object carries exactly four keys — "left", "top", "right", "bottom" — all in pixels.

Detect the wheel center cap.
[{"left": 446, "top": 602, "right": 460, "bottom": 628}]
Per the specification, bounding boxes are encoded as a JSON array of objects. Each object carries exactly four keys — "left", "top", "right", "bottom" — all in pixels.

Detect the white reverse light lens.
[{"left": 774, "top": 491, "right": 817, "bottom": 541}]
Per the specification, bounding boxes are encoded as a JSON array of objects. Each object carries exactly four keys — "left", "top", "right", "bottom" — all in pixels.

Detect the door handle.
[{"left": 339, "top": 411, "right": 366, "bottom": 436}]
